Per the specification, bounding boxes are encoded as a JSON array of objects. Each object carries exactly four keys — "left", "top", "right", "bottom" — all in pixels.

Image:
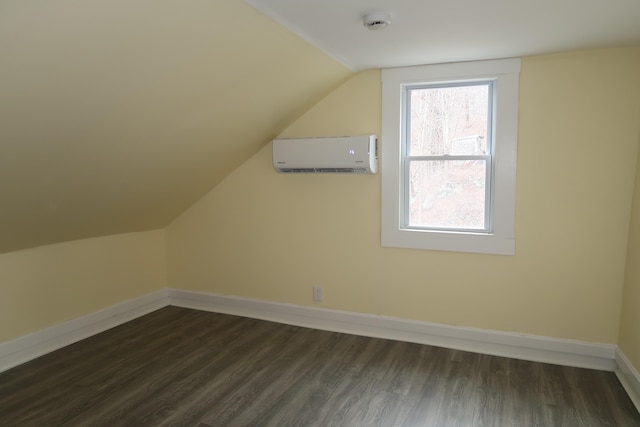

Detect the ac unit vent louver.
[{"left": 278, "top": 168, "right": 316, "bottom": 174}]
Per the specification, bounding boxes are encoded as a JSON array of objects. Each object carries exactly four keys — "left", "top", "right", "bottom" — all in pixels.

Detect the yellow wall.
[
  {"left": 0, "top": 0, "right": 352, "bottom": 255},
  {"left": 167, "top": 47, "right": 640, "bottom": 346},
  {"left": 2, "top": 47, "right": 638, "bottom": 364},
  {"left": 620, "top": 130, "right": 640, "bottom": 370},
  {"left": 0, "top": 230, "right": 166, "bottom": 342}
]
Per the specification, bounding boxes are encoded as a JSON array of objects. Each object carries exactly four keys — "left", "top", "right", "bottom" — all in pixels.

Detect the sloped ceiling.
[{"left": 0, "top": 1, "right": 352, "bottom": 253}]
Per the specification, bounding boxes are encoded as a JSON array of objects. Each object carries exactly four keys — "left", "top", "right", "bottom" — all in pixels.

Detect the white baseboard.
[
  {"left": 0, "top": 289, "right": 169, "bottom": 373},
  {"left": 0, "top": 288, "right": 622, "bottom": 377},
  {"left": 615, "top": 349, "right": 640, "bottom": 413},
  {"left": 168, "top": 289, "right": 617, "bottom": 371}
]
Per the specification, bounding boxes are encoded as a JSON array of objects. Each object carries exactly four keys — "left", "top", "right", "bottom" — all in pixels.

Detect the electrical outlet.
[{"left": 313, "top": 286, "right": 323, "bottom": 302}]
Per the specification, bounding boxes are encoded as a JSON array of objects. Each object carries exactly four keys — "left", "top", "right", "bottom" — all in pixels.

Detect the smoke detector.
[{"left": 363, "top": 12, "right": 391, "bottom": 31}]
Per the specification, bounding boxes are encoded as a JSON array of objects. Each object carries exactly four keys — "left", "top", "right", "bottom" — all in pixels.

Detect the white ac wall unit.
[{"left": 272, "top": 135, "right": 378, "bottom": 174}]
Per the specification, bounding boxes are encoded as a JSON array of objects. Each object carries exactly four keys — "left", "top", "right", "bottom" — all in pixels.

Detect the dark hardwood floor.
[{"left": 0, "top": 306, "right": 638, "bottom": 426}]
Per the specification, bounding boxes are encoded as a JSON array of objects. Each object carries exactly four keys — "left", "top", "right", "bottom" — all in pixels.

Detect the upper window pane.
[{"left": 408, "top": 83, "right": 492, "bottom": 156}]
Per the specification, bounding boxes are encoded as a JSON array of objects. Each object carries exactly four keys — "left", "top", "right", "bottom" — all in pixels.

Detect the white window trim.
[{"left": 381, "top": 58, "right": 520, "bottom": 255}]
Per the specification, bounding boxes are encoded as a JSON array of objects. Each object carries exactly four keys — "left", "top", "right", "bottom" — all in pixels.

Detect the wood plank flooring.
[{"left": 0, "top": 306, "right": 638, "bottom": 426}]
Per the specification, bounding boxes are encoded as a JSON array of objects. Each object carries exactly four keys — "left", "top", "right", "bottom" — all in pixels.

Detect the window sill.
[{"left": 382, "top": 228, "right": 515, "bottom": 255}]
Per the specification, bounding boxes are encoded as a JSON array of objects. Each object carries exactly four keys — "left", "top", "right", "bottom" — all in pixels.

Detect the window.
[
  {"left": 381, "top": 58, "right": 520, "bottom": 255},
  {"left": 405, "top": 82, "right": 493, "bottom": 232}
]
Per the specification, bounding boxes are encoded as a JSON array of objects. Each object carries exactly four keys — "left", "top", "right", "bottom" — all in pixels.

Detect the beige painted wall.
[
  {"left": 167, "top": 47, "right": 640, "bottom": 346},
  {"left": 0, "top": 230, "right": 166, "bottom": 343},
  {"left": 619, "top": 130, "right": 640, "bottom": 370}
]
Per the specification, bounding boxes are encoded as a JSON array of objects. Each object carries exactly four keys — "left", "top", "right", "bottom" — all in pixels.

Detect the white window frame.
[{"left": 381, "top": 58, "right": 520, "bottom": 255}]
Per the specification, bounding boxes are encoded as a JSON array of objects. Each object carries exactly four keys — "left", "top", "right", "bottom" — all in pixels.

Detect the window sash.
[
  {"left": 400, "top": 80, "right": 495, "bottom": 234},
  {"left": 402, "top": 155, "right": 493, "bottom": 233}
]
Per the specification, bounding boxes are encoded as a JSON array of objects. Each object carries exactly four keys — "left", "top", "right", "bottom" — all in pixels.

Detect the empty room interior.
[{"left": 2, "top": 1, "right": 640, "bottom": 425}]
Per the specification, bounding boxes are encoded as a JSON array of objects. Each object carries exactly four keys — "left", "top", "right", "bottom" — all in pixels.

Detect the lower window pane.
[{"left": 408, "top": 160, "right": 486, "bottom": 230}]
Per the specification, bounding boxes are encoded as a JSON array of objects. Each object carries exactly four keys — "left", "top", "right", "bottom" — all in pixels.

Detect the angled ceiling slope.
[
  {"left": 0, "top": 0, "right": 351, "bottom": 254},
  {"left": 247, "top": 0, "right": 640, "bottom": 70}
]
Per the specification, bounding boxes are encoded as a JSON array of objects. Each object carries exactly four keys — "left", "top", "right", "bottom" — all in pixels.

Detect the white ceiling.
[{"left": 247, "top": 0, "right": 640, "bottom": 71}]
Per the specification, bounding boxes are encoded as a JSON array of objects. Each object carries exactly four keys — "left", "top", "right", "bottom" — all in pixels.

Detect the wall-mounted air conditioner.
[{"left": 272, "top": 135, "right": 378, "bottom": 174}]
